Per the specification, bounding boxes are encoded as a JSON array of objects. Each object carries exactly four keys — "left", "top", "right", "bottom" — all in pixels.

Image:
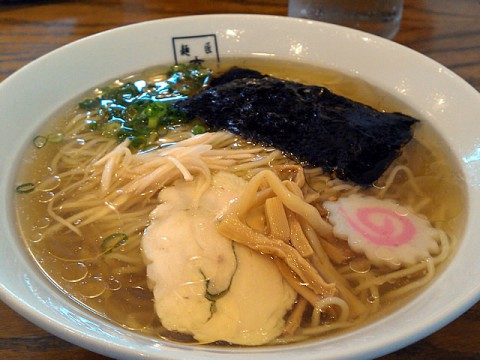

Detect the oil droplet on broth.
[
  {"left": 394, "top": 204, "right": 410, "bottom": 217},
  {"left": 107, "top": 276, "right": 122, "bottom": 291},
  {"left": 61, "top": 262, "right": 88, "bottom": 282},
  {"left": 45, "top": 231, "right": 101, "bottom": 261},
  {"left": 37, "top": 175, "right": 61, "bottom": 191},
  {"left": 78, "top": 277, "right": 107, "bottom": 298},
  {"left": 34, "top": 217, "right": 51, "bottom": 229},
  {"left": 349, "top": 257, "right": 371, "bottom": 273},
  {"left": 374, "top": 246, "right": 395, "bottom": 261},
  {"left": 30, "top": 232, "right": 44, "bottom": 243},
  {"left": 36, "top": 191, "right": 55, "bottom": 203},
  {"left": 367, "top": 293, "right": 379, "bottom": 304}
]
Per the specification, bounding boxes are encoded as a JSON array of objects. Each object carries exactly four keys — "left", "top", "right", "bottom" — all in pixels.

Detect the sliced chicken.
[{"left": 142, "top": 171, "right": 296, "bottom": 345}]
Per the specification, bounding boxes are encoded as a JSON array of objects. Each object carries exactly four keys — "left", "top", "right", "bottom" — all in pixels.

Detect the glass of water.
[{"left": 288, "top": 0, "right": 404, "bottom": 39}]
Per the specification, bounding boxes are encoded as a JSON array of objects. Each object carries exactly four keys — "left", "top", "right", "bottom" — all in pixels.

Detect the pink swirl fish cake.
[{"left": 324, "top": 194, "right": 441, "bottom": 268}]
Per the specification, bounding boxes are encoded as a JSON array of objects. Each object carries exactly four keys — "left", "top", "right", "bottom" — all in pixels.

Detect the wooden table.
[{"left": 1, "top": 0, "right": 479, "bottom": 359}]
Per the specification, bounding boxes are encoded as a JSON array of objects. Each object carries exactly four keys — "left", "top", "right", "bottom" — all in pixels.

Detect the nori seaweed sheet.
[{"left": 176, "top": 67, "right": 418, "bottom": 186}]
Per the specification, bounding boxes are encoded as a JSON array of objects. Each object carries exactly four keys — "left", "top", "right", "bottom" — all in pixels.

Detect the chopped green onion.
[
  {"left": 88, "top": 121, "right": 99, "bottom": 131},
  {"left": 144, "top": 102, "right": 168, "bottom": 130},
  {"left": 131, "top": 120, "right": 150, "bottom": 135},
  {"left": 205, "top": 288, "right": 229, "bottom": 301},
  {"left": 147, "top": 116, "right": 159, "bottom": 130},
  {"left": 75, "top": 64, "right": 209, "bottom": 151},
  {"left": 191, "top": 124, "right": 206, "bottom": 135},
  {"left": 33, "top": 135, "right": 47, "bottom": 149},
  {"left": 157, "top": 126, "right": 169, "bottom": 137},
  {"left": 102, "top": 121, "right": 123, "bottom": 137},
  {"left": 101, "top": 233, "right": 128, "bottom": 254},
  {"left": 130, "top": 136, "right": 148, "bottom": 149},
  {"left": 47, "top": 133, "right": 65, "bottom": 144},
  {"left": 144, "top": 102, "right": 168, "bottom": 118},
  {"left": 16, "top": 182, "right": 36, "bottom": 194},
  {"left": 79, "top": 98, "right": 101, "bottom": 110}
]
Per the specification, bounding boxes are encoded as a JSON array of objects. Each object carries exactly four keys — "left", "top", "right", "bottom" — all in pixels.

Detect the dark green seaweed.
[{"left": 177, "top": 67, "right": 418, "bottom": 186}]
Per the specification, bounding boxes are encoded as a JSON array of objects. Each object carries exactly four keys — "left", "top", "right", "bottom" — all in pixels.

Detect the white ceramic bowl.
[{"left": 1, "top": 14, "right": 479, "bottom": 360}]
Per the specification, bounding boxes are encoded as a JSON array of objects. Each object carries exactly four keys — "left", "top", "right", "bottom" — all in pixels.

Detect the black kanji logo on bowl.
[{"left": 172, "top": 34, "right": 220, "bottom": 65}]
